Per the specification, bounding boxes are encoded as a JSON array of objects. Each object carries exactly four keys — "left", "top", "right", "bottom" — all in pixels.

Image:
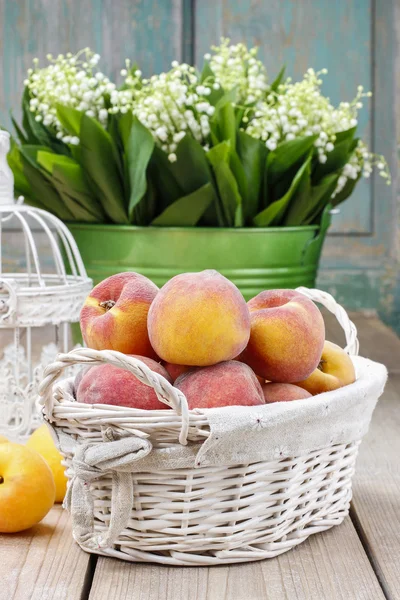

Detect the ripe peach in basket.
[
  {"left": 174, "top": 360, "right": 265, "bottom": 409},
  {"left": 162, "top": 362, "right": 191, "bottom": 382},
  {"left": 80, "top": 272, "right": 159, "bottom": 358},
  {"left": 262, "top": 383, "right": 312, "bottom": 403},
  {"left": 295, "top": 341, "right": 356, "bottom": 395},
  {"left": 148, "top": 270, "right": 251, "bottom": 367},
  {"left": 76, "top": 356, "right": 172, "bottom": 410},
  {"left": 240, "top": 289, "right": 325, "bottom": 382}
]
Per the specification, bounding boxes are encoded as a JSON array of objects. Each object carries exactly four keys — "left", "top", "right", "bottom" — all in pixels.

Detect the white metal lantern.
[{"left": 0, "top": 130, "right": 92, "bottom": 441}]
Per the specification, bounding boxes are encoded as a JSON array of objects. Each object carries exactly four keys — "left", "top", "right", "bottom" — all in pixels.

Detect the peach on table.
[
  {"left": 0, "top": 442, "right": 55, "bottom": 533},
  {"left": 26, "top": 424, "right": 67, "bottom": 503}
]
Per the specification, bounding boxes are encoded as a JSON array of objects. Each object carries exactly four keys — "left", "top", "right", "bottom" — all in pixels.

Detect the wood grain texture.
[
  {"left": 194, "top": 0, "right": 372, "bottom": 234},
  {"left": 0, "top": 0, "right": 183, "bottom": 128},
  {"left": 88, "top": 518, "right": 384, "bottom": 600},
  {"left": 351, "top": 362, "right": 400, "bottom": 597},
  {"left": 326, "top": 313, "right": 400, "bottom": 597},
  {"left": 0, "top": 505, "right": 91, "bottom": 600}
]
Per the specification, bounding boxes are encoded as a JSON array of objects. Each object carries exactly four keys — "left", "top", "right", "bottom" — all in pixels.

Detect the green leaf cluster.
[{"left": 6, "top": 81, "right": 360, "bottom": 228}]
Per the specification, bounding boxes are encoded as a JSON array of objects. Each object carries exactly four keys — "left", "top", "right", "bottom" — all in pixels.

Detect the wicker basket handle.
[
  {"left": 295, "top": 287, "right": 359, "bottom": 356},
  {"left": 38, "top": 348, "right": 190, "bottom": 446}
]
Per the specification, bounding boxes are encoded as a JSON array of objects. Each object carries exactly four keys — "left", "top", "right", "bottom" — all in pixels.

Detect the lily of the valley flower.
[
  {"left": 121, "top": 62, "right": 214, "bottom": 162},
  {"left": 246, "top": 69, "right": 390, "bottom": 192},
  {"left": 25, "top": 49, "right": 113, "bottom": 143}
]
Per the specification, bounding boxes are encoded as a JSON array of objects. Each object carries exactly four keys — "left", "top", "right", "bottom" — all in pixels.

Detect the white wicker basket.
[{"left": 39, "top": 288, "right": 386, "bottom": 566}]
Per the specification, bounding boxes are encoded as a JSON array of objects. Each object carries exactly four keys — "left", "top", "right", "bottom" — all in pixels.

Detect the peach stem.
[{"left": 99, "top": 300, "right": 116, "bottom": 311}]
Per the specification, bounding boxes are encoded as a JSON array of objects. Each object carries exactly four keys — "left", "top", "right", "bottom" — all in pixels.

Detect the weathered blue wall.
[{"left": 0, "top": 0, "right": 398, "bottom": 330}]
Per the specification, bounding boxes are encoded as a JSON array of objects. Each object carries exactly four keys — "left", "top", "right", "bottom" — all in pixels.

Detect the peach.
[
  {"left": 80, "top": 272, "right": 159, "bottom": 357},
  {"left": 262, "top": 383, "right": 312, "bottom": 403},
  {"left": 0, "top": 443, "right": 55, "bottom": 532},
  {"left": 148, "top": 270, "right": 250, "bottom": 366},
  {"left": 174, "top": 360, "right": 265, "bottom": 409},
  {"left": 76, "top": 355, "right": 172, "bottom": 410},
  {"left": 240, "top": 289, "right": 325, "bottom": 382},
  {"left": 73, "top": 365, "right": 92, "bottom": 395},
  {"left": 295, "top": 340, "right": 356, "bottom": 395},
  {"left": 163, "top": 362, "right": 191, "bottom": 382}
]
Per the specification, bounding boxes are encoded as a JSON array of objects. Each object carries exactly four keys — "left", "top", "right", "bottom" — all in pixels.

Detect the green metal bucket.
[{"left": 68, "top": 214, "right": 330, "bottom": 300}]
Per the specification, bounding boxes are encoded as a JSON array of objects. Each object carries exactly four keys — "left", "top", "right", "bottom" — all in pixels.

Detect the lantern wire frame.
[{"left": 0, "top": 203, "right": 92, "bottom": 441}]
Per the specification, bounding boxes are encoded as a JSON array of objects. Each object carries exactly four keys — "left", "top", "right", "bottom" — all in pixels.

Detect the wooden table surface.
[{"left": 1, "top": 313, "right": 400, "bottom": 600}]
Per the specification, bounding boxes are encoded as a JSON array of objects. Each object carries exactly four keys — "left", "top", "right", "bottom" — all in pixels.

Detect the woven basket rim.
[{"left": 49, "top": 353, "right": 365, "bottom": 417}]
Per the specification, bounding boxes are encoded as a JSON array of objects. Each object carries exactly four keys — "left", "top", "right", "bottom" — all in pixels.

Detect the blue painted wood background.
[{"left": 0, "top": 0, "right": 398, "bottom": 328}]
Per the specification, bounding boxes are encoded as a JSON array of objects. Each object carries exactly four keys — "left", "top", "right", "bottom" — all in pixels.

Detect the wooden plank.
[
  {"left": 0, "top": 505, "right": 91, "bottom": 600},
  {"left": 89, "top": 518, "right": 384, "bottom": 600},
  {"left": 325, "top": 312, "right": 400, "bottom": 597},
  {"left": 194, "top": 0, "right": 372, "bottom": 234},
  {"left": 0, "top": 0, "right": 183, "bottom": 130},
  {"left": 351, "top": 376, "right": 400, "bottom": 599}
]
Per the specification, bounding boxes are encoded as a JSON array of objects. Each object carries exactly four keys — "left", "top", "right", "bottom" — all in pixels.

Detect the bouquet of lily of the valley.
[{"left": 6, "top": 40, "right": 390, "bottom": 227}]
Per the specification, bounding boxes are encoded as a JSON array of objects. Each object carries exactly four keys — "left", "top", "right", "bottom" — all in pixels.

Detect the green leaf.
[
  {"left": 330, "top": 173, "right": 361, "bottom": 208},
  {"left": 313, "top": 138, "right": 355, "bottom": 182},
  {"left": 10, "top": 115, "right": 28, "bottom": 144},
  {"left": 22, "top": 87, "right": 40, "bottom": 144},
  {"left": 270, "top": 65, "right": 286, "bottom": 92},
  {"left": 285, "top": 171, "right": 338, "bottom": 226},
  {"left": 163, "top": 134, "right": 213, "bottom": 196},
  {"left": 132, "top": 176, "right": 157, "bottom": 225},
  {"left": 200, "top": 61, "right": 214, "bottom": 83},
  {"left": 37, "top": 150, "right": 106, "bottom": 221},
  {"left": 254, "top": 155, "right": 312, "bottom": 227},
  {"left": 22, "top": 93, "right": 69, "bottom": 155},
  {"left": 151, "top": 183, "right": 215, "bottom": 226},
  {"left": 214, "top": 102, "right": 236, "bottom": 150},
  {"left": 229, "top": 149, "right": 248, "bottom": 206},
  {"left": 56, "top": 105, "right": 82, "bottom": 136},
  {"left": 7, "top": 139, "right": 32, "bottom": 198},
  {"left": 79, "top": 115, "right": 128, "bottom": 223},
  {"left": 304, "top": 174, "right": 339, "bottom": 224},
  {"left": 126, "top": 116, "right": 155, "bottom": 219},
  {"left": 207, "top": 141, "right": 243, "bottom": 227},
  {"left": 214, "top": 87, "right": 238, "bottom": 112},
  {"left": 282, "top": 159, "right": 312, "bottom": 225},
  {"left": 53, "top": 167, "right": 102, "bottom": 221},
  {"left": 237, "top": 131, "right": 268, "bottom": 222},
  {"left": 268, "top": 135, "right": 317, "bottom": 184},
  {"left": 106, "top": 113, "right": 125, "bottom": 188},
  {"left": 148, "top": 147, "right": 184, "bottom": 210},
  {"left": 19, "top": 145, "right": 56, "bottom": 175},
  {"left": 235, "top": 107, "right": 246, "bottom": 128},
  {"left": 335, "top": 126, "right": 357, "bottom": 144},
  {"left": 200, "top": 62, "right": 224, "bottom": 105},
  {"left": 20, "top": 152, "right": 74, "bottom": 220},
  {"left": 70, "top": 144, "right": 82, "bottom": 163},
  {"left": 37, "top": 150, "right": 76, "bottom": 173},
  {"left": 118, "top": 112, "right": 134, "bottom": 149}
]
